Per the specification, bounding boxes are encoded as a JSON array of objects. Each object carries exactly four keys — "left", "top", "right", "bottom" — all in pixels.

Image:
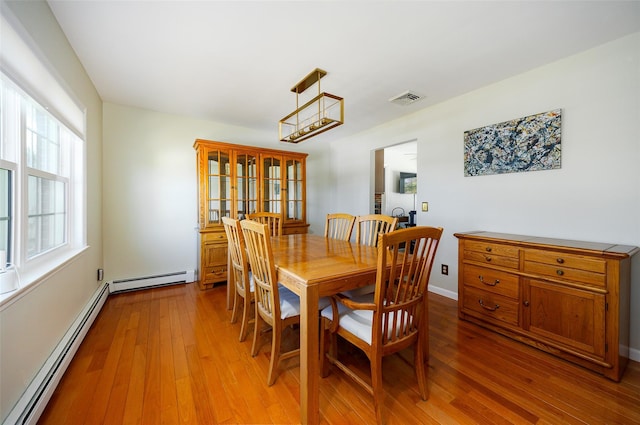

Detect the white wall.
[
  {"left": 323, "top": 33, "right": 640, "bottom": 356},
  {"left": 0, "top": 2, "right": 103, "bottom": 421},
  {"left": 102, "top": 104, "right": 329, "bottom": 281}
]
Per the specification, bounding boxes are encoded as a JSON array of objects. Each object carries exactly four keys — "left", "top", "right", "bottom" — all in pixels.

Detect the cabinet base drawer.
[
  {"left": 462, "top": 286, "right": 519, "bottom": 326},
  {"left": 462, "top": 264, "right": 519, "bottom": 299}
]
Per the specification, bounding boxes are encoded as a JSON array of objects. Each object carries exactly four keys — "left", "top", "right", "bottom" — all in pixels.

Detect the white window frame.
[{"left": 0, "top": 71, "right": 87, "bottom": 305}]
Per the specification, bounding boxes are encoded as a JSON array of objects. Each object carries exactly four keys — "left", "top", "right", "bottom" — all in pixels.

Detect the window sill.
[{"left": 0, "top": 246, "right": 89, "bottom": 310}]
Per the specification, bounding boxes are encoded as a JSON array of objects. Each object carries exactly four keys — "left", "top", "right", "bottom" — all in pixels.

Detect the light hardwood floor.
[{"left": 38, "top": 282, "right": 640, "bottom": 424}]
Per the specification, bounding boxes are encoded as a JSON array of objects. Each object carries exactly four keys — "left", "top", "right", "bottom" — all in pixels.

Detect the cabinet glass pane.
[
  {"left": 262, "top": 156, "right": 281, "bottom": 214},
  {"left": 285, "top": 159, "right": 303, "bottom": 220},
  {"left": 235, "top": 153, "right": 258, "bottom": 219},
  {"left": 207, "top": 150, "right": 231, "bottom": 225}
]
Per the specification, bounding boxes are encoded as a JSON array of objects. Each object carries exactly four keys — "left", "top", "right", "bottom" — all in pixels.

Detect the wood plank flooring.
[{"left": 38, "top": 282, "right": 640, "bottom": 424}]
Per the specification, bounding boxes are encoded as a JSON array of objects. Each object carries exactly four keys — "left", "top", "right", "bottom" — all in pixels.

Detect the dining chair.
[
  {"left": 222, "top": 217, "right": 254, "bottom": 342},
  {"left": 324, "top": 213, "right": 356, "bottom": 241},
  {"left": 355, "top": 214, "right": 399, "bottom": 247},
  {"left": 321, "top": 226, "right": 443, "bottom": 424},
  {"left": 342, "top": 214, "right": 400, "bottom": 298},
  {"left": 240, "top": 219, "right": 330, "bottom": 386},
  {"left": 246, "top": 212, "right": 283, "bottom": 237}
]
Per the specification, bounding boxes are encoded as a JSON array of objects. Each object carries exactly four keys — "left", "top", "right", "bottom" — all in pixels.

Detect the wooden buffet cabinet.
[
  {"left": 194, "top": 139, "right": 308, "bottom": 289},
  {"left": 455, "top": 231, "right": 638, "bottom": 381}
]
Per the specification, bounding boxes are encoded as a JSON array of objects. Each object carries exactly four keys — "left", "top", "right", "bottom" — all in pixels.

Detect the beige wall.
[
  {"left": 101, "top": 103, "right": 326, "bottom": 282},
  {"left": 324, "top": 32, "right": 640, "bottom": 357},
  {"left": 0, "top": 1, "right": 103, "bottom": 421}
]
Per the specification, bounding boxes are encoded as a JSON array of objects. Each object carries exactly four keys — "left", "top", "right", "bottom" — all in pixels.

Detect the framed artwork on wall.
[{"left": 464, "top": 109, "right": 562, "bottom": 177}]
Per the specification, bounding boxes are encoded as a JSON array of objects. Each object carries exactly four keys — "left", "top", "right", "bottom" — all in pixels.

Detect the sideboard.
[{"left": 455, "top": 231, "right": 638, "bottom": 381}]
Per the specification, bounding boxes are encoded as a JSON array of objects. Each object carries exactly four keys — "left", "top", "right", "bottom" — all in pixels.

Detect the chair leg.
[
  {"left": 230, "top": 289, "right": 240, "bottom": 324},
  {"left": 238, "top": 294, "right": 251, "bottom": 342},
  {"left": 414, "top": 338, "right": 429, "bottom": 400},
  {"left": 251, "top": 312, "right": 262, "bottom": 357},
  {"left": 370, "top": 354, "right": 385, "bottom": 425},
  {"left": 267, "top": 323, "right": 282, "bottom": 386}
]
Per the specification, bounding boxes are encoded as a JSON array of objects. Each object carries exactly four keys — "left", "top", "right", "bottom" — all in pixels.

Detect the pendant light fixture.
[{"left": 279, "top": 68, "right": 344, "bottom": 143}]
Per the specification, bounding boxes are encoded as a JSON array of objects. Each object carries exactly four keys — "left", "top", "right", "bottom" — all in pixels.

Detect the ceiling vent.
[{"left": 389, "top": 90, "right": 424, "bottom": 106}]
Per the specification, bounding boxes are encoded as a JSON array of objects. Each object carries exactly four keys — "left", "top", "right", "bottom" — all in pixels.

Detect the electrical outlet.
[
  {"left": 97, "top": 268, "right": 104, "bottom": 281},
  {"left": 441, "top": 264, "right": 448, "bottom": 275},
  {"left": 421, "top": 202, "right": 428, "bottom": 212}
]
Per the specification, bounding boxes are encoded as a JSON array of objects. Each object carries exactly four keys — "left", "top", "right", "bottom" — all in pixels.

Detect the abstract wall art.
[{"left": 464, "top": 109, "right": 562, "bottom": 177}]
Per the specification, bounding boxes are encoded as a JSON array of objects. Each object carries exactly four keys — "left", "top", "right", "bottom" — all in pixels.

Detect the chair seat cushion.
[
  {"left": 248, "top": 272, "right": 255, "bottom": 292},
  {"left": 278, "top": 284, "right": 331, "bottom": 319},
  {"left": 321, "top": 297, "right": 415, "bottom": 346}
]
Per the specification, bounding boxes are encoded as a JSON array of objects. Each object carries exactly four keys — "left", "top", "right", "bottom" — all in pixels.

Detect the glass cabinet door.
[
  {"left": 261, "top": 155, "right": 281, "bottom": 214},
  {"left": 285, "top": 157, "right": 304, "bottom": 221},
  {"left": 234, "top": 152, "right": 258, "bottom": 219},
  {"left": 207, "top": 148, "right": 231, "bottom": 226}
]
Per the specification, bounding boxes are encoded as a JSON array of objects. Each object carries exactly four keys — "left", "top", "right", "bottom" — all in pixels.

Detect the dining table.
[{"left": 270, "top": 233, "right": 379, "bottom": 425}]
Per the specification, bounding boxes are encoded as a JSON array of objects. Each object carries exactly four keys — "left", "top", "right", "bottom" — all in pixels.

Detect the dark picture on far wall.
[{"left": 463, "top": 109, "right": 562, "bottom": 177}]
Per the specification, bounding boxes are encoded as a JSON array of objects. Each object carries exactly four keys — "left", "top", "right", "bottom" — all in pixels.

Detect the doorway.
[{"left": 372, "top": 140, "right": 417, "bottom": 222}]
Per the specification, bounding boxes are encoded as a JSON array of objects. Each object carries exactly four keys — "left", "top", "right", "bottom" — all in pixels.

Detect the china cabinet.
[
  {"left": 194, "top": 139, "right": 308, "bottom": 289},
  {"left": 455, "top": 231, "right": 638, "bottom": 381}
]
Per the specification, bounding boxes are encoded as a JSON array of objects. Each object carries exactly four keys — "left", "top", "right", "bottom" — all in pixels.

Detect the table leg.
[{"left": 299, "top": 285, "right": 320, "bottom": 425}]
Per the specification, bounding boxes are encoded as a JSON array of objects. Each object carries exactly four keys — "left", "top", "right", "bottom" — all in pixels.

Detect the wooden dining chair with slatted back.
[
  {"left": 222, "top": 217, "right": 254, "bottom": 342},
  {"left": 324, "top": 213, "right": 356, "bottom": 241},
  {"left": 342, "top": 214, "right": 400, "bottom": 298},
  {"left": 355, "top": 214, "right": 399, "bottom": 247},
  {"left": 240, "top": 219, "right": 330, "bottom": 386},
  {"left": 246, "top": 212, "right": 283, "bottom": 237},
  {"left": 321, "top": 226, "right": 443, "bottom": 425}
]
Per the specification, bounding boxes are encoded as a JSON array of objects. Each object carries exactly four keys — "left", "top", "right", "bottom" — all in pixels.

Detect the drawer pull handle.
[
  {"left": 484, "top": 256, "right": 492, "bottom": 262},
  {"left": 478, "top": 299, "right": 500, "bottom": 311},
  {"left": 485, "top": 247, "right": 492, "bottom": 252},
  {"left": 556, "top": 258, "right": 565, "bottom": 264},
  {"left": 478, "top": 275, "right": 499, "bottom": 286},
  {"left": 556, "top": 269, "right": 564, "bottom": 276}
]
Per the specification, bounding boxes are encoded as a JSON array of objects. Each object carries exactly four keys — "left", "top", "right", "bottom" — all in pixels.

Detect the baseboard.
[
  {"left": 2, "top": 282, "right": 109, "bottom": 425},
  {"left": 629, "top": 346, "right": 640, "bottom": 363},
  {"left": 109, "top": 270, "right": 195, "bottom": 293},
  {"left": 428, "top": 284, "right": 458, "bottom": 301}
]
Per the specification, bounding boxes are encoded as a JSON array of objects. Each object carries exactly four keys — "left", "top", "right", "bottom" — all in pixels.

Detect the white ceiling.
[{"left": 47, "top": 1, "right": 640, "bottom": 144}]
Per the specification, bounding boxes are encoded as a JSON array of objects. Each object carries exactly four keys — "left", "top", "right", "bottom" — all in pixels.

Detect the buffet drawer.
[
  {"left": 462, "top": 264, "right": 519, "bottom": 299},
  {"left": 462, "top": 286, "right": 519, "bottom": 326},
  {"left": 524, "top": 249, "right": 606, "bottom": 287}
]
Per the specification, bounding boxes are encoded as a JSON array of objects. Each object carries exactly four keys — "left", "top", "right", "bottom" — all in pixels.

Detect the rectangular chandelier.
[{"left": 279, "top": 68, "right": 344, "bottom": 143}]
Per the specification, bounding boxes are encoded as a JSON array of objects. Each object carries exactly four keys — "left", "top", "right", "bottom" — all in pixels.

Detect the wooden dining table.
[{"left": 270, "top": 233, "right": 379, "bottom": 425}]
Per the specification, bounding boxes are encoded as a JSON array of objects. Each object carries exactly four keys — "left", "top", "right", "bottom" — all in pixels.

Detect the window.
[{"left": 0, "top": 72, "right": 85, "bottom": 295}]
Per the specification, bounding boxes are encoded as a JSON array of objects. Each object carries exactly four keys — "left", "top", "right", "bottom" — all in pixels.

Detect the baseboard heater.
[
  {"left": 2, "top": 282, "right": 109, "bottom": 425},
  {"left": 109, "top": 270, "right": 196, "bottom": 293}
]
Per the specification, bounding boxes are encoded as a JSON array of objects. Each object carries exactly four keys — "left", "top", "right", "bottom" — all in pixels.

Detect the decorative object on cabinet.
[
  {"left": 279, "top": 68, "right": 344, "bottom": 143},
  {"left": 455, "top": 231, "right": 638, "bottom": 381},
  {"left": 464, "top": 109, "right": 562, "bottom": 177},
  {"left": 194, "top": 139, "right": 308, "bottom": 291}
]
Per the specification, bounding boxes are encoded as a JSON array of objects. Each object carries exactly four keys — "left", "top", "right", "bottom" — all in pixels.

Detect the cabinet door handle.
[
  {"left": 556, "top": 258, "right": 565, "bottom": 264},
  {"left": 523, "top": 300, "right": 530, "bottom": 307},
  {"left": 478, "top": 299, "right": 500, "bottom": 311},
  {"left": 478, "top": 275, "right": 499, "bottom": 286},
  {"left": 556, "top": 269, "right": 564, "bottom": 276}
]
